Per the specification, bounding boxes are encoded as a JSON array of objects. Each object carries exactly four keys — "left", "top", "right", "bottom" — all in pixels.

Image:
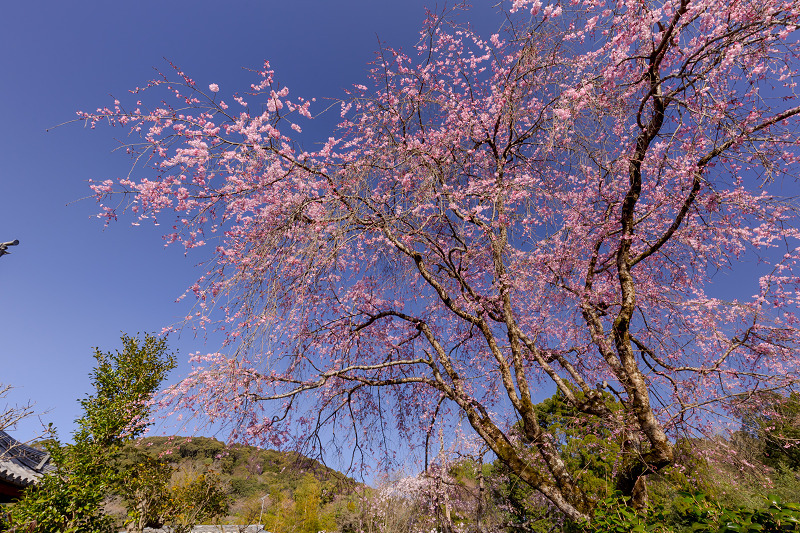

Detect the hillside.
[{"left": 110, "top": 436, "right": 363, "bottom": 530}]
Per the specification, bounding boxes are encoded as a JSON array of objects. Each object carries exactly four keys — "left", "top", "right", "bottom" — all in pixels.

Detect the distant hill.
[{"left": 110, "top": 436, "right": 363, "bottom": 528}]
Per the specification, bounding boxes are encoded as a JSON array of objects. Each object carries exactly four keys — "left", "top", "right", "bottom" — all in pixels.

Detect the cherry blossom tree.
[{"left": 81, "top": 0, "right": 800, "bottom": 522}]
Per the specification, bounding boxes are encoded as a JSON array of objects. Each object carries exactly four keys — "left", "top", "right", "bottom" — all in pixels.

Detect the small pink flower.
[
  {"left": 209, "top": 83, "right": 220, "bottom": 93},
  {"left": 554, "top": 108, "right": 571, "bottom": 120}
]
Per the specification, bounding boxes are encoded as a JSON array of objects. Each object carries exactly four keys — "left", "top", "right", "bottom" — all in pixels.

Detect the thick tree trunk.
[{"left": 615, "top": 471, "right": 649, "bottom": 510}]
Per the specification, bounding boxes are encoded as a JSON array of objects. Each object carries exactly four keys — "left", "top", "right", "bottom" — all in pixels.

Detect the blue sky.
[{"left": 0, "top": 1, "right": 506, "bottom": 445}]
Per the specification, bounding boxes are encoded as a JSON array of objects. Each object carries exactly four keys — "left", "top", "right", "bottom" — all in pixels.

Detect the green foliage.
[
  {"left": 229, "top": 476, "right": 263, "bottom": 497},
  {"left": 490, "top": 466, "right": 562, "bottom": 532},
  {"left": 6, "top": 333, "right": 359, "bottom": 531},
  {"left": 668, "top": 493, "right": 800, "bottom": 533},
  {"left": 159, "top": 468, "right": 230, "bottom": 533},
  {"left": 8, "top": 334, "right": 175, "bottom": 533},
  {"left": 7, "top": 445, "right": 116, "bottom": 533},
  {"left": 488, "top": 388, "right": 623, "bottom": 529},
  {"left": 113, "top": 443, "right": 232, "bottom": 532},
  {"left": 481, "top": 388, "right": 800, "bottom": 533},
  {"left": 565, "top": 492, "right": 800, "bottom": 533},
  {"left": 569, "top": 493, "right": 649, "bottom": 533},
  {"left": 79, "top": 334, "right": 176, "bottom": 447},
  {"left": 533, "top": 389, "right": 621, "bottom": 500},
  {"left": 292, "top": 473, "right": 324, "bottom": 532},
  {"left": 117, "top": 452, "right": 173, "bottom": 531},
  {"left": 113, "top": 435, "right": 358, "bottom": 529},
  {"left": 259, "top": 473, "right": 336, "bottom": 533},
  {"left": 740, "top": 392, "right": 800, "bottom": 472},
  {"left": 129, "top": 436, "right": 355, "bottom": 492}
]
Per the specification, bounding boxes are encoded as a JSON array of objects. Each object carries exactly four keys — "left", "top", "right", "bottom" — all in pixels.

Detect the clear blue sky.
[{"left": 0, "top": 1, "right": 505, "bottom": 445}]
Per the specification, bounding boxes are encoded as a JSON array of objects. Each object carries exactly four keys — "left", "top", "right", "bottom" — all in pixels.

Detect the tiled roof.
[{"left": 0, "top": 430, "right": 54, "bottom": 487}]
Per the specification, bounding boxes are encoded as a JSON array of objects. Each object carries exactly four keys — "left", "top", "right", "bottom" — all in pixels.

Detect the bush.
[
  {"left": 229, "top": 477, "right": 263, "bottom": 497},
  {"left": 568, "top": 492, "right": 800, "bottom": 533}
]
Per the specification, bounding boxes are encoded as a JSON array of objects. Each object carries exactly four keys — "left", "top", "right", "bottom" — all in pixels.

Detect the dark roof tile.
[{"left": 0, "top": 430, "right": 54, "bottom": 487}]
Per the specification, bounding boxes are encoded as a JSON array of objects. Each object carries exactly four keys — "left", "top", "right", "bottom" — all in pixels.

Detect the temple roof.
[{"left": 0, "top": 430, "right": 54, "bottom": 487}]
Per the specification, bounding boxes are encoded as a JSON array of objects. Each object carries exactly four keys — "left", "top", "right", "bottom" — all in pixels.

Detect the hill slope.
[{"left": 112, "top": 436, "right": 362, "bottom": 529}]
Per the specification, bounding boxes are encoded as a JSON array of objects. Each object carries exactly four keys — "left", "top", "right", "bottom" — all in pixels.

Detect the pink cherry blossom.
[{"left": 79, "top": 1, "right": 800, "bottom": 523}]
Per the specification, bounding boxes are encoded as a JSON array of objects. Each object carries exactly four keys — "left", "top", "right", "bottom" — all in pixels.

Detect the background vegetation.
[{"left": 2, "top": 338, "right": 798, "bottom": 532}]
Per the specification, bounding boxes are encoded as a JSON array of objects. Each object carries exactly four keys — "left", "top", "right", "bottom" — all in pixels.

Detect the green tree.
[
  {"left": 117, "top": 452, "right": 173, "bottom": 532},
  {"left": 532, "top": 389, "right": 622, "bottom": 502},
  {"left": 292, "top": 473, "right": 325, "bottom": 533},
  {"left": 8, "top": 334, "right": 175, "bottom": 533},
  {"left": 750, "top": 393, "right": 800, "bottom": 472},
  {"left": 158, "top": 467, "right": 229, "bottom": 533},
  {"left": 487, "top": 390, "right": 623, "bottom": 531},
  {"left": 79, "top": 334, "right": 176, "bottom": 447}
]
